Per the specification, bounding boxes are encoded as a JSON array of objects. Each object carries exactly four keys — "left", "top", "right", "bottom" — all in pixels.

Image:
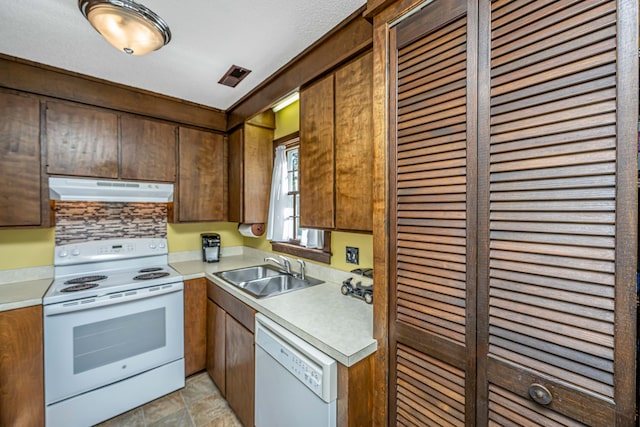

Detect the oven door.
[{"left": 44, "top": 283, "right": 184, "bottom": 405}]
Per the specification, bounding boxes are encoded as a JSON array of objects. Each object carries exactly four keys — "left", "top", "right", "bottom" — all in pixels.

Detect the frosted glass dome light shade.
[{"left": 78, "top": 0, "right": 171, "bottom": 56}]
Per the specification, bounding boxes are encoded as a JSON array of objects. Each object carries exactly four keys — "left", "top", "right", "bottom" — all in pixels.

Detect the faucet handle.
[{"left": 296, "top": 259, "right": 306, "bottom": 280}]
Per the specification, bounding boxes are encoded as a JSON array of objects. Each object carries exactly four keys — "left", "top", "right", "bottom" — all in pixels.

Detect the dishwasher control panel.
[{"left": 255, "top": 314, "right": 337, "bottom": 403}]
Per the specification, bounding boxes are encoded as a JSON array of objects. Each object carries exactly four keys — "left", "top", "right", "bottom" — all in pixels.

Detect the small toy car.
[{"left": 341, "top": 277, "right": 373, "bottom": 304}]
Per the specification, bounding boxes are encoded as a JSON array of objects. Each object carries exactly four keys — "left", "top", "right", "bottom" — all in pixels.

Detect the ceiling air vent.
[{"left": 218, "top": 65, "right": 252, "bottom": 88}]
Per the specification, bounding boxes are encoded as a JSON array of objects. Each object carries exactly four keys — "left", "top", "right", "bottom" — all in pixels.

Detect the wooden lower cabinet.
[
  {"left": 206, "top": 281, "right": 256, "bottom": 427},
  {"left": 184, "top": 278, "right": 207, "bottom": 376},
  {"left": 225, "top": 315, "right": 255, "bottom": 427},
  {"left": 206, "top": 299, "right": 226, "bottom": 395},
  {"left": 0, "top": 305, "right": 44, "bottom": 427}
]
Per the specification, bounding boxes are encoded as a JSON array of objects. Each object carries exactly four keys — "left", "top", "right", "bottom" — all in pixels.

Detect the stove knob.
[
  {"left": 72, "top": 249, "right": 80, "bottom": 256},
  {"left": 159, "top": 242, "right": 166, "bottom": 249},
  {"left": 149, "top": 243, "right": 157, "bottom": 250},
  {"left": 59, "top": 250, "right": 68, "bottom": 258}
]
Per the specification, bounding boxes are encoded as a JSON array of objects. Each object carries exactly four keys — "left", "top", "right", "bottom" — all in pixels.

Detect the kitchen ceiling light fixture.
[{"left": 78, "top": 0, "right": 171, "bottom": 56}]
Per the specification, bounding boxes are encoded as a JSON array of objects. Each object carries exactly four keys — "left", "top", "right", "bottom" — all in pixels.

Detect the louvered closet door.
[
  {"left": 389, "top": 0, "right": 477, "bottom": 424},
  {"left": 479, "top": 0, "right": 636, "bottom": 425}
]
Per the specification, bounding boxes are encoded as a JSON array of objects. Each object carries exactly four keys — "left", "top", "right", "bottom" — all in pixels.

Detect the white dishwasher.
[{"left": 255, "top": 313, "right": 337, "bottom": 427}]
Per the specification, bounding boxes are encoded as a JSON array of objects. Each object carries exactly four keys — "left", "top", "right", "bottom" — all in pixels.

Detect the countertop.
[
  {"left": 171, "top": 253, "right": 377, "bottom": 367},
  {"left": 0, "top": 251, "right": 378, "bottom": 367}
]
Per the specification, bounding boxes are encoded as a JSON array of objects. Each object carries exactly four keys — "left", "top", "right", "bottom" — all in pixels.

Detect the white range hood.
[{"left": 49, "top": 177, "right": 173, "bottom": 203}]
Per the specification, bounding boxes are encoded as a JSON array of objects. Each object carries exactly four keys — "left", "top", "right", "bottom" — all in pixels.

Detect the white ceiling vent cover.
[{"left": 49, "top": 177, "right": 173, "bottom": 203}]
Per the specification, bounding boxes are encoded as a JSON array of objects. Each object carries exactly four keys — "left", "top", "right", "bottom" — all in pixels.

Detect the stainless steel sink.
[
  {"left": 217, "top": 264, "right": 282, "bottom": 284},
  {"left": 214, "top": 265, "right": 323, "bottom": 298}
]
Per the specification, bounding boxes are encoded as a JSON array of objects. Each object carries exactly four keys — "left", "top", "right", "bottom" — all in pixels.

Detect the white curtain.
[
  {"left": 266, "top": 145, "right": 291, "bottom": 241},
  {"left": 300, "top": 228, "right": 324, "bottom": 249}
]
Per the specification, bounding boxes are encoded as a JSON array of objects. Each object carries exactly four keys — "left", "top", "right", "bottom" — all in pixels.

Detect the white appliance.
[
  {"left": 43, "top": 238, "right": 184, "bottom": 427},
  {"left": 255, "top": 314, "right": 337, "bottom": 427},
  {"left": 48, "top": 177, "right": 174, "bottom": 203}
]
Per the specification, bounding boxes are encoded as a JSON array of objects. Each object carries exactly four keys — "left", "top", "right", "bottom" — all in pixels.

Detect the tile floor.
[{"left": 94, "top": 372, "right": 242, "bottom": 427}]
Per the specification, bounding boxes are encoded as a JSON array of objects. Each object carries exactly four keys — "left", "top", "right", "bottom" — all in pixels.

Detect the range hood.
[{"left": 49, "top": 177, "right": 173, "bottom": 203}]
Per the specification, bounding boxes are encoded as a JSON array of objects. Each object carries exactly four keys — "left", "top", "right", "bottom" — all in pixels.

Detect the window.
[{"left": 268, "top": 132, "right": 331, "bottom": 263}]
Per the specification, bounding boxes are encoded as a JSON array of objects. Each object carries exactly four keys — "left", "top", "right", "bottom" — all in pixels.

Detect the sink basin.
[
  {"left": 217, "top": 264, "right": 282, "bottom": 284},
  {"left": 214, "top": 265, "right": 323, "bottom": 298}
]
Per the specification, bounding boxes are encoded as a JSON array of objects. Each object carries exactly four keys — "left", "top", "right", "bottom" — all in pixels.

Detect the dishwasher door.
[{"left": 255, "top": 314, "right": 337, "bottom": 427}]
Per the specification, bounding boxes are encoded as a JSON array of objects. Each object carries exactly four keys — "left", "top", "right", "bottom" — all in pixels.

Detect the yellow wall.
[
  {"left": 167, "top": 222, "right": 243, "bottom": 252},
  {"left": 274, "top": 100, "right": 300, "bottom": 139},
  {"left": 0, "top": 228, "right": 55, "bottom": 270}
]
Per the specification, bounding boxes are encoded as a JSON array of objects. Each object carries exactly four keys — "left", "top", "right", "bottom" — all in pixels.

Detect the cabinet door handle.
[{"left": 528, "top": 383, "right": 553, "bottom": 405}]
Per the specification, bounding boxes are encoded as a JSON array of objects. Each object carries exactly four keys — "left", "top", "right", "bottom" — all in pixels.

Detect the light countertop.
[
  {"left": 0, "top": 250, "right": 378, "bottom": 367},
  {"left": 171, "top": 252, "right": 377, "bottom": 367}
]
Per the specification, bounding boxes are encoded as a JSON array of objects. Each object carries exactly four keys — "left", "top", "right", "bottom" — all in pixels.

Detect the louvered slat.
[
  {"left": 488, "top": 0, "right": 617, "bottom": 401},
  {"left": 397, "top": 344, "right": 466, "bottom": 426},
  {"left": 395, "top": 12, "right": 468, "bottom": 345},
  {"left": 488, "top": 385, "right": 587, "bottom": 426}
]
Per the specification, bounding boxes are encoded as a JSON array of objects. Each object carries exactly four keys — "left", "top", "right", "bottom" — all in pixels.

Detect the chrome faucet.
[
  {"left": 264, "top": 256, "right": 292, "bottom": 274},
  {"left": 278, "top": 255, "right": 292, "bottom": 274},
  {"left": 296, "top": 259, "right": 306, "bottom": 280}
]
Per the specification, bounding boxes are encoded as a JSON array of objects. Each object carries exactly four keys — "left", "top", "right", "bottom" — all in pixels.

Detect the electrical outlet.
[{"left": 346, "top": 246, "right": 359, "bottom": 265}]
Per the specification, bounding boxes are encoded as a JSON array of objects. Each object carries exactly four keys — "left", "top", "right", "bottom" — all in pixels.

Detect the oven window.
[{"left": 73, "top": 308, "right": 166, "bottom": 374}]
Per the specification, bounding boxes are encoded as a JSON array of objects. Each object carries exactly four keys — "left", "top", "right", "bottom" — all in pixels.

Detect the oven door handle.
[{"left": 44, "top": 283, "right": 183, "bottom": 316}]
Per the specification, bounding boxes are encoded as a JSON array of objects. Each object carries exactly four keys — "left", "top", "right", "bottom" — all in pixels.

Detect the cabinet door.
[
  {"left": 389, "top": 0, "right": 474, "bottom": 424},
  {"left": 300, "top": 73, "right": 335, "bottom": 229},
  {"left": 243, "top": 123, "right": 274, "bottom": 224},
  {"left": 0, "top": 91, "right": 42, "bottom": 227},
  {"left": 227, "top": 127, "right": 243, "bottom": 223},
  {"left": 46, "top": 101, "right": 118, "bottom": 178},
  {"left": 184, "top": 278, "right": 207, "bottom": 376},
  {"left": 206, "top": 299, "right": 226, "bottom": 396},
  {"left": 478, "top": 0, "right": 636, "bottom": 424},
  {"left": 335, "top": 51, "right": 374, "bottom": 231},
  {"left": 0, "top": 306, "right": 44, "bottom": 427},
  {"left": 225, "top": 315, "right": 254, "bottom": 427},
  {"left": 121, "top": 115, "right": 176, "bottom": 182},
  {"left": 177, "top": 127, "right": 226, "bottom": 222}
]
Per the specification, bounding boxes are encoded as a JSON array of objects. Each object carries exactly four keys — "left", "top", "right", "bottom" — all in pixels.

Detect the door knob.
[{"left": 528, "top": 383, "right": 553, "bottom": 405}]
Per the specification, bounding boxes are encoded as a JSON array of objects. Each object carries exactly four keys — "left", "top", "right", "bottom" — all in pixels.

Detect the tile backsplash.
[{"left": 55, "top": 202, "right": 167, "bottom": 245}]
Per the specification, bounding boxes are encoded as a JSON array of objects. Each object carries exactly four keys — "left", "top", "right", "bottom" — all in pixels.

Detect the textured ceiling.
[{"left": 0, "top": 0, "right": 366, "bottom": 110}]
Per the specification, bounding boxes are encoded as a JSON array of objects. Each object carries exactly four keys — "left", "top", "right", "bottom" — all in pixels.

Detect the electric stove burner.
[
  {"left": 139, "top": 267, "right": 164, "bottom": 273},
  {"left": 64, "top": 275, "right": 108, "bottom": 285},
  {"left": 134, "top": 272, "right": 171, "bottom": 280},
  {"left": 61, "top": 283, "right": 99, "bottom": 292}
]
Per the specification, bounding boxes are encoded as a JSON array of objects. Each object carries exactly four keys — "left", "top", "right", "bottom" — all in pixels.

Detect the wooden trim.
[
  {"left": 0, "top": 54, "right": 226, "bottom": 131},
  {"left": 337, "top": 355, "right": 373, "bottom": 427},
  {"left": 226, "top": 7, "right": 372, "bottom": 130},
  {"left": 273, "top": 131, "right": 300, "bottom": 147},
  {"left": 271, "top": 236, "right": 332, "bottom": 265},
  {"left": 475, "top": 0, "right": 492, "bottom": 424},
  {"left": 464, "top": 0, "right": 478, "bottom": 424},
  {"left": 614, "top": 0, "right": 638, "bottom": 424}
]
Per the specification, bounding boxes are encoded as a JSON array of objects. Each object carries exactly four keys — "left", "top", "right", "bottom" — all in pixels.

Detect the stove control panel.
[{"left": 55, "top": 238, "right": 169, "bottom": 265}]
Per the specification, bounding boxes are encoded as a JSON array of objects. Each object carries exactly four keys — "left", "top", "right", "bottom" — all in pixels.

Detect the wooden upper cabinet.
[
  {"left": 300, "top": 52, "right": 374, "bottom": 231},
  {"left": 228, "top": 127, "right": 243, "bottom": 223},
  {"left": 46, "top": 101, "right": 118, "bottom": 178},
  {"left": 0, "top": 91, "right": 43, "bottom": 227},
  {"left": 176, "top": 127, "right": 226, "bottom": 222},
  {"left": 335, "top": 51, "right": 373, "bottom": 231},
  {"left": 228, "top": 113, "right": 274, "bottom": 225},
  {"left": 300, "top": 73, "right": 335, "bottom": 229},
  {"left": 120, "top": 115, "right": 176, "bottom": 182}
]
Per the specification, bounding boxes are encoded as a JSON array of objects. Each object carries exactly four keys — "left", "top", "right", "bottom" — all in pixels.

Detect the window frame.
[{"left": 270, "top": 131, "right": 332, "bottom": 264}]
